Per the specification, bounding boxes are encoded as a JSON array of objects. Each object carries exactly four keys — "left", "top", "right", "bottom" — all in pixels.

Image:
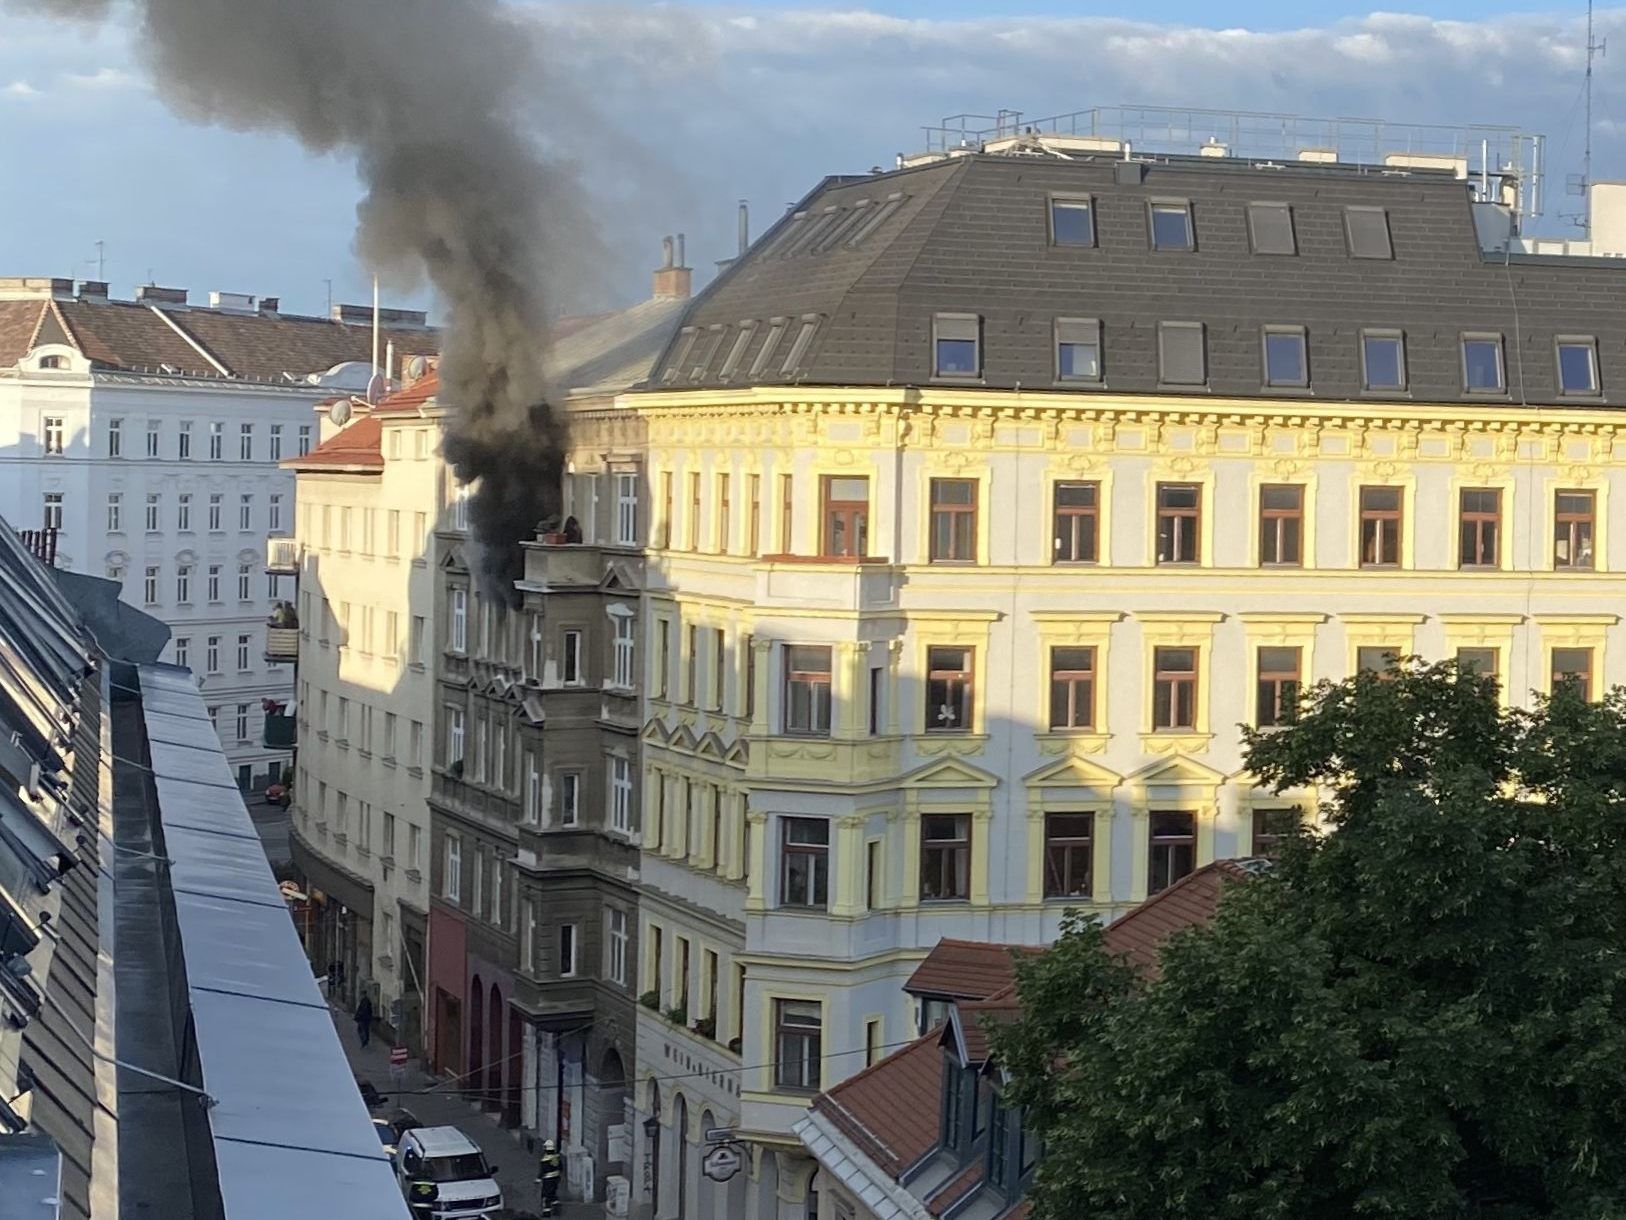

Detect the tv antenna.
[{"left": 1580, "top": 0, "right": 1607, "bottom": 231}]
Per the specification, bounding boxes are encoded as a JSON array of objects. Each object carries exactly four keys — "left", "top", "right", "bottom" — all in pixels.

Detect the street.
[{"left": 328, "top": 1000, "right": 605, "bottom": 1220}]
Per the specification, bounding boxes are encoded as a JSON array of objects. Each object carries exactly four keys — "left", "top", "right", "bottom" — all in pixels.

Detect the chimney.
[
  {"left": 136, "top": 284, "right": 189, "bottom": 308},
  {"left": 0, "top": 277, "right": 74, "bottom": 302},
  {"left": 259, "top": 297, "right": 281, "bottom": 316},
  {"left": 77, "top": 281, "right": 109, "bottom": 303},
  {"left": 651, "top": 234, "right": 692, "bottom": 300},
  {"left": 738, "top": 201, "right": 750, "bottom": 256}
]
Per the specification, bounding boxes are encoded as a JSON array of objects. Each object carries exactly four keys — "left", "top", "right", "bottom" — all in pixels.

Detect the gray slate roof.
[{"left": 651, "top": 153, "right": 1626, "bottom": 408}]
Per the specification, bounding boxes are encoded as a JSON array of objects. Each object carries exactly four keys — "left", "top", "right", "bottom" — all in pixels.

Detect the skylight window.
[
  {"left": 690, "top": 326, "right": 725, "bottom": 379},
  {"left": 1049, "top": 197, "right": 1095, "bottom": 247},
  {"left": 1361, "top": 331, "right": 1407, "bottom": 391},
  {"left": 934, "top": 314, "right": 981, "bottom": 378},
  {"left": 781, "top": 316, "right": 821, "bottom": 375},
  {"left": 1345, "top": 206, "right": 1393, "bottom": 259},
  {"left": 1556, "top": 337, "right": 1599, "bottom": 395},
  {"left": 719, "top": 322, "right": 756, "bottom": 380},
  {"left": 1247, "top": 202, "right": 1296, "bottom": 255},
  {"left": 1158, "top": 322, "right": 1206, "bottom": 386},
  {"left": 784, "top": 207, "right": 842, "bottom": 257},
  {"left": 1055, "top": 318, "right": 1101, "bottom": 381},
  {"left": 1462, "top": 334, "right": 1506, "bottom": 393},
  {"left": 750, "top": 318, "right": 788, "bottom": 378},
  {"left": 847, "top": 193, "right": 906, "bottom": 247},
  {"left": 1149, "top": 202, "right": 1194, "bottom": 251},
  {"left": 1262, "top": 327, "right": 1308, "bottom": 387},
  {"left": 663, "top": 328, "right": 698, "bottom": 383},
  {"left": 814, "top": 202, "right": 871, "bottom": 252}
]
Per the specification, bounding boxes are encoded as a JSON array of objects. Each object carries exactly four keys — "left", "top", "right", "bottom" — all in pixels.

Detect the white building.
[{"left": 0, "top": 277, "right": 436, "bottom": 789}]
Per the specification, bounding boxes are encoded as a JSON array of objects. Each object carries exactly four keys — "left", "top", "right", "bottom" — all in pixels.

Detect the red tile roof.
[
  {"left": 1100, "top": 858, "right": 1260, "bottom": 978},
  {"left": 0, "top": 301, "right": 44, "bottom": 366},
  {"left": 286, "top": 415, "right": 385, "bottom": 470},
  {"left": 373, "top": 369, "right": 440, "bottom": 414},
  {"left": 905, "top": 940, "right": 1040, "bottom": 1001},
  {"left": 812, "top": 1031, "right": 944, "bottom": 1178},
  {"left": 926, "top": 1159, "right": 985, "bottom": 1216}
]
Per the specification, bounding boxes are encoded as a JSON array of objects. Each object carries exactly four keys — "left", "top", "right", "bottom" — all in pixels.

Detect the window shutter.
[
  {"left": 1247, "top": 202, "right": 1296, "bottom": 254},
  {"left": 1159, "top": 322, "right": 1206, "bottom": 386},
  {"left": 1345, "top": 207, "right": 1393, "bottom": 259}
]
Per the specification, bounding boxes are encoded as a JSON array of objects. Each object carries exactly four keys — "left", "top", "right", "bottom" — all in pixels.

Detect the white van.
[{"left": 395, "top": 1126, "right": 504, "bottom": 1219}]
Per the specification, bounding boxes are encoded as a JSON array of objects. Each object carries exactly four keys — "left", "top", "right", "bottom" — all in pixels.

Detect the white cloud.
[
  {"left": 2, "top": 80, "right": 40, "bottom": 98},
  {"left": 62, "top": 65, "right": 137, "bottom": 90}
]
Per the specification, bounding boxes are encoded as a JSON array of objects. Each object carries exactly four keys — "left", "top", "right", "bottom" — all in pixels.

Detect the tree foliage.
[{"left": 994, "top": 662, "right": 1626, "bottom": 1220}]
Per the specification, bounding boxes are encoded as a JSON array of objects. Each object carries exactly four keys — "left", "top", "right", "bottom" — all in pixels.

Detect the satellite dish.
[
  {"left": 366, "top": 372, "right": 387, "bottom": 403},
  {"left": 407, "top": 355, "right": 428, "bottom": 379},
  {"left": 330, "top": 398, "right": 353, "bottom": 426}
]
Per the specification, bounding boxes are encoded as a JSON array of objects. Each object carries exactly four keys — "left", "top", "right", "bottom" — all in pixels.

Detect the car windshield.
[
  {"left": 424, "top": 1153, "right": 492, "bottom": 1183},
  {"left": 373, "top": 1123, "right": 394, "bottom": 1147}
]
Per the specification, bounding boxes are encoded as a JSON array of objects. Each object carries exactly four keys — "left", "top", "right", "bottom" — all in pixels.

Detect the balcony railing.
[
  {"left": 265, "top": 626, "right": 299, "bottom": 663},
  {"left": 266, "top": 535, "right": 300, "bottom": 575},
  {"left": 263, "top": 713, "right": 296, "bottom": 750}
]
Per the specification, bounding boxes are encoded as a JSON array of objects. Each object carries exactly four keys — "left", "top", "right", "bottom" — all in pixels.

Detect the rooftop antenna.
[
  {"left": 1584, "top": 0, "right": 1607, "bottom": 233},
  {"left": 324, "top": 278, "right": 333, "bottom": 314},
  {"left": 94, "top": 240, "right": 105, "bottom": 281}
]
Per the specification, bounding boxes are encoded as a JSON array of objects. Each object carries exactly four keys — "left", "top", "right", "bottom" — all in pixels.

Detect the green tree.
[{"left": 994, "top": 662, "right": 1626, "bottom": 1220}]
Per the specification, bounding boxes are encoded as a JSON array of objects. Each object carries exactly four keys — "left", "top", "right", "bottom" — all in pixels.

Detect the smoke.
[{"left": 17, "top": 0, "right": 586, "bottom": 602}]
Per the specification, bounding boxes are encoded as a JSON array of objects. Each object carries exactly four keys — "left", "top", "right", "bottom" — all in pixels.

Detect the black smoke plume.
[{"left": 16, "top": 0, "right": 580, "bottom": 602}]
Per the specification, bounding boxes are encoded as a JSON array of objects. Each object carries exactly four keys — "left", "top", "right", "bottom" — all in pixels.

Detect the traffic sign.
[
  {"left": 702, "top": 1144, "right": 744, "bottom": 1183},
  {"left": 390, "top": 1045, "right": 408, "bottom": 1068},
  {"left": 703, "top": 1127, "right": 737, "bottom": 1144}
]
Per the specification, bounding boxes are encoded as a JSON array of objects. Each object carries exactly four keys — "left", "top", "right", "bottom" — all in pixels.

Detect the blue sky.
[{"left": 0, "top": 2, "right": 1619, "bottom": 317}]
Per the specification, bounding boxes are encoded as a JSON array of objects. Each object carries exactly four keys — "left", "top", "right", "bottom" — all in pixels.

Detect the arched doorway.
[
  {"left": 646, "top": 1080, "right": 662, "bottom": 1217},
  {"left": 487, "top": 983, "right": 503, "bottom": 1109},
  {"left": 598, "top": 1047, "right": 628, "bottom": 1197},
  {"left": 468, "top": 975, "right": 485, "bottom": 1101},
  {"left": 505, "top": 1007, "right": 523, "bottom": 1126},
  {"left": 671, "top": 1092, "right": 689, "bottom": 1220}
]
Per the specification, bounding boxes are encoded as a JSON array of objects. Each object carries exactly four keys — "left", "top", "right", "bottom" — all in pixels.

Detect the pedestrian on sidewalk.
[
  {"left": 355, "top": 993, "right": 375, "bottom": 1048},
  {"left": 536, "top": 1139, "right": 562, "bottom": 1216}
]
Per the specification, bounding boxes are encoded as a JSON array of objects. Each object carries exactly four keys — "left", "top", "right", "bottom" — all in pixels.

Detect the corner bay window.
[
  {"left": 1256, "top": 646, "right": 1301, "bottom": 728},
  {"left": 820, "top": 476, "right": 869, "bottom": 559},
  {"left": 1048, "top": 646, "right": 1096, "bottom": 730},
  {"left": 1459, "top": 488, "right": 1501, "bottom": 568},
  {"left": 1155, "top": 483, "right": 1200, "bottom": 564},
  {"left": 1359, "top": 486, "right": 1402, "bottom": 567},
  {"left": 1043, "top": 811, "right": 1093, "bottom": 899},
  {"left": 920, "top": 813, "right": 970, "bottom": 901},
  {"left": 779, "top": 817, "right": 829, "bottom": 908},
  {"left": 1052, "top": 481, "right": 1098, "bottom": 563},
  {"left": 774, "top": 1000, "right": 822, "bottom": 1091},
  {"left": 925, "top": 646, "right": 973, "bottom": 733},
  {"left": 1148, "top": 809, "right": 1196, "bottom": 895},
  {"left": 928, "top": 478, "right": 977, "bottom": 563},
  {"left": 1554, "top": 490, "right": 1595, "bottom": 569},
  {"left": 783, "top": 645, "right": 832, "bottom": 735},
  {"left": 1152, "top": 646, "right": 1198, "bottom": 731}
]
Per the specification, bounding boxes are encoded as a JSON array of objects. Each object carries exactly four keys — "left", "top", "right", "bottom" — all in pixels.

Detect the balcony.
[
  {"left": 518, "top": 539, "right": 643, "bottom": 593},
  {"left": 265, "top": 603, "right": 299, "bottom": 663},
  {"left": 263, "top": 709, "right": 297, "bottom": 750},
  {"left": 265, "top": 535, "right": 300, "bottom": 576}
]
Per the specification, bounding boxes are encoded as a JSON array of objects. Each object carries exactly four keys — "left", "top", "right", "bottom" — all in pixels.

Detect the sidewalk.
[{"left": 329, "top": 1001, "right": 604, "bottom": 1220}]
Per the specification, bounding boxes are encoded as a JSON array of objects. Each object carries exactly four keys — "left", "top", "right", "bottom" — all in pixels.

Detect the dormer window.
[
  {"left": 1462, "top": 334, "right": 1506, "bottom": 394},
  {"left": 1048, "top": 196, "right": 1095, "bottom": 247},
  {"left": 933, "top": 314, "right": 981, "bottom": 378},
  {"left": 38, "top": 355, "right": 66, "bottom": 370},
  {"left": 1149, "top": 201, "right": 1194, "bottom": 251}
]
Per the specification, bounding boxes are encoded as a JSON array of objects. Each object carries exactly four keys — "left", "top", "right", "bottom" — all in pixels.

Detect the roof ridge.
[
  {"left": 825, "top": 1027, "right": 940, "bottom": 1100},
  {"left": 1102, "top": 858, "right": 1239, "bottom": 947}
]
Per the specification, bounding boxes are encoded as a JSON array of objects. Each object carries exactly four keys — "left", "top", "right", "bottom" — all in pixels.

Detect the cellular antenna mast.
[{"left": 1585, "top": 0, "right": 1607, "bottom": 233}]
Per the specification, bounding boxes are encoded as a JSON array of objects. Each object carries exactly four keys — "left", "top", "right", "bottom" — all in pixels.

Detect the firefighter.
[
  {"left": 406, "top": 1176, "right": 438, "bottom": 1220},
  {"left": 536, "top": 1139, "right": 563, "bottom": 1216}
]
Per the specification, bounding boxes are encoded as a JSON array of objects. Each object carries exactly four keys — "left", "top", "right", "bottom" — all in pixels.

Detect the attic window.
[
  {"left": 1345, "top": 206, "right": 1393, "bottom": 259},
  {"left": 663, "top": 328, "right": 698, "bottom": 383},
  {"left": 814, "top": 202, "right": 872, "bottom": 252},
  {"left": 1247, "top": 202, "right": 1296, "bottom": 255},
  {"left": 1055, "top": 318, "right": 1101, "bottom": 381},
  {"left": 1556, "top": 337, "right": 1600, "bottom": 395},
  {"left": 689, "top": 326, "right": 725, "bottom": 380},
  {"left": 769, "top": 212, "right": 808, "bottom": 255},
  {"left": 847, "top": 193, "right": 906, "bottom": 247},
  {"left": 1262, "top": 327, "right": 1308, "bottom": 387},
  {"left": 1462, "top": 334, "right": 1506, "bottom": 393},
  {"left": 750, "top": 318, "right": 788, "bottom": 379},
  {"left": 1158, "top": 322, "right": 1206, "bottom": 386},
  {"left": 933, "top": 314, "right": 981, "bottom": 378},
  {"left": 1149, "top": 201, "right": 1194, "bottom": 251},
  {"left": 780, "top": 317, "right": 821, "bottom": 375},
  {"left": 784, "top": 207, "right": 842, "bottom": 257},
  {"left": 719, "top": 323, "right": 756, "bottom": 380},
  {"left": 37, "top": 355, "right": 66, "bottom": 370},
  {"left": 1049, "top": 197, "right": 1095, "bottom": 247}
]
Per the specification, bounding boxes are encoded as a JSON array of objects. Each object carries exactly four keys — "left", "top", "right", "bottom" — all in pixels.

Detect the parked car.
[
  {"left": 394, "top": 1126, "right": 503, "bottom": 1219},
  {"left": 372, "top": 1117, "right": 399, "bottom": 1160}
]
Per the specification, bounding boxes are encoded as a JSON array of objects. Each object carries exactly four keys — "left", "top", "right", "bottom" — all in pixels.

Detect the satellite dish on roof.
[
  {"left": 407, "top": 355, "right": 428, "bottom": 379},
  {"left": 366, "top": 372, "right": 387, "bottom": 403},
  {"left": 330, "top": 398, "right": 353, "bottom": 426}
]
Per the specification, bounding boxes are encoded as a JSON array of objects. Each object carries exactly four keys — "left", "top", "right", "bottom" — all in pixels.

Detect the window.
[
  {"left": 411, "top": 616, "right": 426, "bottom": 665},
  {"left": 1552, "top": 647, "right": 1594, "bottom": 699},
  {"left": 1256, "top": 646, "right": 1301, "bottom": 727},
  {"left": 774, "top": 1000, "right": 822, "bottom": 1091},
  {"left": 178, "top": 421, "right": 192, "bottom": 460},
  {"left": 716, "top": 473, "right": 731, "bottom": 552},
  {"left": 780, "top": 818, "right": 830, "bottom": 908},
  {"left": 712, "top": 627, "right": 727, "bottom": 712},
  {"left": 237, "top": 634, "right": 251, "bottom": 671},
  {"left": 269, "top": 424, "right": 283, "bottom": 461},
  {"left": 145, "top": 494, "right": 160, "bottom": 533},
  {"left": 1049, "top": 646, "right": 1096, "bottom": 730},
  {"left": 929, "top": 478, "right": 977, "bottom": 562},
  {"left": 207, "top": 565, "right": 221, "bottom": 602},
  {"left": 609, "top": 755, "right": 633, "bottom": 833},
  {"left": 1463, "top": 335, "right": 1506, "bottom": 393},
  {"left": 865, "top": 840, "right": 881, "bottom": 910},
  {"left": 606, "top": 908, "right": 628, "bottom": 985},
  {"left": 781, "top": 317, "right": 820, "bottom": 374},
  {"left": 1247, "top": 201, "right": 1296, "bottom": 254},
  {"left": 820, "top": 476, "right": 869, "bottom": 559},
  {"left": 1359, "top": 486, "right": 1403, "bottom": 567},
  {"left": 1557, "top": 337, "right": 1600, "bottom": 395},
  {"left": 561, "top": 629, "right": 583, "bottom": 685},
  {"left": 1152, "top": 646, "right": 1198, "bottom": 730},
  {"left": 146, "top": 421, "right": 160, "bottom": 458},
  {"left": 1049, "top": 196, "right": 1094, "bottom": 246},
  {"left": 107, "top": 417, "right": 123, "bottom": 458},
  {"left": 1357, "top": 646, "right": 1399, "bottom": 674},
  {"left": 559, "top": 925, "right": 577, "bottom": 977},
  {"left": 933, "top": 314, "right": 980, "bottom": 378},
  {"left": 1554, "top": 490, "right": 1595, "bottom": 569},
  {"left": 1345, "top": 206, "right": 1393, "bottom": 259},
  {"left": 989, "top": 1096, "right": 1010, "bottom": 1187},
  {"left": 719, "top": 324, "right": 755, "bottom": 379},
  {"left": 449, "top": 588, "right": 467, "bottom": 652},
  {"left": 686, "top": 472, "right": 701, "bottom": 549},
  {"left": 237, "top": 564, "right": 251, "bottom": 601},
  {"left": 1149, "top": 201, "right": 1194, "bottom": 250},
  {"left": 1251, "top": 808, "right": 1299, "bottom": 858},
  {"left": 611, "top": 613, "right": 636, "bottom": 690},
  {"left": 107, "top": 562, "right": 125, "bottom": 584},
  {"left": 205, "top": 635, "right": 220, "bottom": 674},
  {"left": 1459, "top": 488, "right": 1501, "bottom": 568},
  {"left": 447, "top": 706, "right": 465, "bottom": 764},
  {"left": 1043, "top": 812, "right": 1093, "bottom": 898},
  {"left": 784, "top": 645, "right": 833, "bottom": 735},
  {"left": 1263, "top": 327, "right": 1308, "bottom": 387},
  {"left": 925, "top": 646, "right": 974, "bottom": 733},
  {"left": 298, "top": 424, "right": 312, "bottom": 456},
  {"left": 269, "top": 494, "right": 283, "bottom": 533},
  {"left": 778, "top": 472, "right": 794, "bottom": 554},
  {"left": 1362, "top": 330, "right": 1407, "bottom": 391},
  {"left": 143, "top": 566, "right": 159, "bottom": 605},
  {"left": 174, "top": 637, "right": 189, "bottom": 669},
  {"left": 1148, "top": 810, "right": 1196, "bottom": 894},
  {"left": 42, "top": 492, "right": 62, "bottom": 531},
  {"left": 920, "top": 814, "right": 971, "bottom": 901},
  {"left": 177, "top": 493, "right": 193, "bottom": 532},
  {"left": 1055, "top": 317, "right": 1101, "bottom": 382},
  {"left": 176, "top": 565, "right": 193, "bottom": 604},
  {"left": 1158, "top": 322, "right": 1206, "bottom": 386},
  {"left": 558, "top": 771, "right": 580, "bottom": 827},
  {"left": 207, "top": 421, "right": 223, "bottom": 461},
  {"left": 747, "top": 473, "right": 762, "bottom": 556},
  {"left": 606, "top": 470, "right": 638, "bottom": 546},
  {"left": 43, "top": 416, "right": 64, "bottom": 455},
  {"left": 1257, "top": 484, "right": 1303, "bottom": 566},
  {"left": 235, "top": 422, "right": 251, "bottom": 461},
  {"left": 443, "top": 834, "right": 461, "bottom": 901},
  {"left": 1155, "top": 482, "right": 1200, "bottom": 564},
  {"left": 234, "top": 703, "right": 249, "bottom": 743},
  {"left": 1456, "top": 647, "right": 1498, "bottom": 684},
  {"left": 864, "top": 1018, "right": 883, "bottom": 1068},
  {"left": 239, "top": 494, "right": 252, "bottom": 531}
]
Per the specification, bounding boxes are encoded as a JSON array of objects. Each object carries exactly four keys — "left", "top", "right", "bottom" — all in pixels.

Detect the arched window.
[{"left": 38, "top": 355, "right": 66, "bottom": 370}]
